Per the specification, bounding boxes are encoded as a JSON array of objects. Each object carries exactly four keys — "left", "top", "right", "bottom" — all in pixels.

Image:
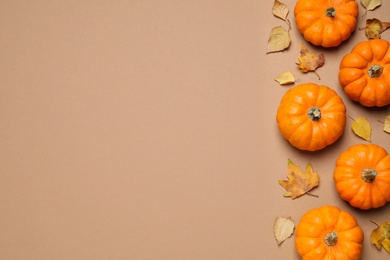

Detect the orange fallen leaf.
[
  {"left": 278, "top": 159, "right": 319, "bottom": 199},
  {"left": 296, "top": 43, "right": 325, "bottom": 79},
  {"left": 371, "top": 220, "right": 390, "bottom": 254}
]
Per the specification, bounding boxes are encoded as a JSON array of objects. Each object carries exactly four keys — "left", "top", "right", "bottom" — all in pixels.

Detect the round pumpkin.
[
  {"left": 294, "top": 0, "right": 359, "bottom": 47},
  {"left": 295, "top": 205, "right": 364, "bottom": 260},
  {"left": 334, "top": 143, "right": 390, "bottom": 209},
  {"left": 276, "top": 83, "right": 346, "bottom": 151},
  {"left": 339, "top": 39, "right": 390, "bottom": 107}
]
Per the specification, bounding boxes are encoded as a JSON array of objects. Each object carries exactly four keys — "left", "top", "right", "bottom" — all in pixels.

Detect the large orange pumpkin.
[
  {"left": 334, "top": 143, "right": 390, "bottom": 209},
  {"left": 294, "top": 0, "right": 359, "bottom": 47},
  {"left": 339, "top": 39, "right": 390, "bottom": 107},
  {"left": 295, "top": 205, "right": 364, "bottom": 259},
  {"left": 276, "top": 83, "right": 346, "bottom": 151}
]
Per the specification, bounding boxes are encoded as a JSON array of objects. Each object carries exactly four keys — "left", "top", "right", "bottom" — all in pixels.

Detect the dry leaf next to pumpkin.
[
  {"left": 278, "top": 159, "right": 319, "bottom": 199},
  {"left": 371, "top": 220, "right": 390, "bottom": 254},
  {"left": 274, "top": 216, "right": 295, "bottom": 245},
  {"left": 296, "top": 43, "right": 325, "bottom": 79},
  {"left": 365, "top": 18, "right": 390, "bottom": 39},
  {"left": 384, "top": 115, "right": 390, "bottom": 133},
  {"left": 267, "top": 26, "right": 291, "bottom": 53},
  {"left": 275, "top": 71, "right": 295, "bottom": 85},
  {"left": 272, "top": 0, "right": 289, "bottom": 21},
  {"left": 352, "top": 116, "right": 371, "bottom": 141},
  {"left": 361, "top": 0, "right": 382, "bottom": 11}
]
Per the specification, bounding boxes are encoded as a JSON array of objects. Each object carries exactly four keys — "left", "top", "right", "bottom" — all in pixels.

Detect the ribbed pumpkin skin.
[
  {"left": 294, "top": 0, "right": 358, "bottom": 47},
  {"left": 276, "top": 83, "right": 346, "bottom": 151},
  {"left": 295, "top": 205, "right": 364, "bottom": 260},
  {"left": 339, "top": 39, "right": 390, "bottom": 107},
  {"left": 334, "top": 144, "right": 390, "bottom": 209}
]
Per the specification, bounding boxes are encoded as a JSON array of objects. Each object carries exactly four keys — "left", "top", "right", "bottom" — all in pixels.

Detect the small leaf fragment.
[
  {"left": 384, "top": 115, "right": 390, "bottom": 133},
  {"left": 274, "top": 216, "right": 295, "bottom": 245},
  {"left": 365, "top": 18, "right": 390, "bottom": 39},
  {"left": 352, "top": 116, "right": 371, "bottom": 141},
  {"left": 296, "top": 43, "right": 325, "bottom": 79},
  {"left": 278, "top": 159, "right": 319, "bottom": 199},
  {"left": 272, "top": 0, "right": 289, "bottom": 21},
  {"left": 361, "top": 0, "right": 382, "bottom": 11},
  {"left": 371, "top": 220, "right": 390, "bottom": 254},
  {"left": 267, "top": 26, "right": 291, "bottom": 53},
  {"left": 275, "top": 71, "right": 295, "bottom": 85}
]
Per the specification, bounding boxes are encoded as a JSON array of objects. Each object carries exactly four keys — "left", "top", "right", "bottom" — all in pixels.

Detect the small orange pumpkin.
[
  {"left": 294, "top": 0, "right": 359, "bottom": 47},
  {"left": 276, "top": 83, "right": 346, "bottom": 151},
  {"left": 334, "top": 143, "right": 390, "bottom": 209},
  {"left": 339, "top": 39, "right": 390, "bottom": 107},
  {"left": 295, "top": 205, "right": 364, "bottom": 260}
]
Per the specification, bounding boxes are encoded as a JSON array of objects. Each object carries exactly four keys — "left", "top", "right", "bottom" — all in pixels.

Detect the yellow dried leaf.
[
  {"left": 274, "top": 216, "right": 295, "bottom": 245},
  {"left": 267, "top": 26, "right": 291, "bottom": 53},
  {"left": 278, "top": 159, "right": 319, "bottom": 199},
  {"left": 361, "top": 0, "right": 382, "bottom": 11},
  {"left": 384, "top": 115, "right": 390, "bottom": 133},
  {"left": 352, "top": 116, "right": 371, "bottom": 141},
  {"left": 365, "top": 18, "right": 390, "bottom": 39},
  {"left": 275, "top": 71, "right": 295, "bottom": 85},
  {"left": 371, "top": 220, "right": 390, "bottom": 254},
  {"left": 296, "top": 43, "right": 325, "bottom": 79},
  {"left": 272, "top": 0, "right": 289, "bottom": 21}
]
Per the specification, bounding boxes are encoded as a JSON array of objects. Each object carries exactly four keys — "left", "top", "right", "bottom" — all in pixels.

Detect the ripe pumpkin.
[
  {"left": 294, "top": 0, "right": 359, "bottom": 47},
  {"left": 295, "top": 205, "right": 364, "bottom": 260},
  {"left": 276, "top": 83, "right": 346, "bottom": 151},
  {"left": 334, "top": 143, "right": 390, "bottom": 209},
  {"left": 339, "top": 39, "right": 390, "bottom": 107}
]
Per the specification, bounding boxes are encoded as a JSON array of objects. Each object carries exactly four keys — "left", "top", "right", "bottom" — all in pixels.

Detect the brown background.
[{"left": 1, "top": 0, "right": 390, "bottom": 259}]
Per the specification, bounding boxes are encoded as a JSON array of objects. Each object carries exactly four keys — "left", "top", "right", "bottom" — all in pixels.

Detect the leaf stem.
[
  {"left": 314, "top": 70, "right": 321, "bottom": 80},
  {"left": 305, "top": 192, "right": 319, "bottom": 198},
  {"left": 370, "top": 220, "right": 380, "bottom": 227}
]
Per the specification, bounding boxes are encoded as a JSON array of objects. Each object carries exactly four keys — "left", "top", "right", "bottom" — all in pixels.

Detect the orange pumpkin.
[
  {"left": 276, "top": 83, "right": 346, "bottom": 151},
  {"left": 295, "top": 205, "right": 364, "bottom": 260},
  {"left": 294, "top": 0, "right": 359, "bottom": 47},
  {"left": 339, "top": 39, "right": 390, "bottom": 107},
  {"left": 334, "top": 143, "right": 390, "bottom": 209}
]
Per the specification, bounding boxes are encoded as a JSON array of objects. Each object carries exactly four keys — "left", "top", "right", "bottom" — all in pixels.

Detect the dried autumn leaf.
[
  {"left": 361, "top": 0, "right": 382, "bottom": 11},
  {"left": 272, "top": 0, "right": 289, "bottom": 21},
  {"left": 371, "top": 220, "right": 390, "bottom": 254},
  {"left": 384, "top": 115, "right": 390, "bottom": 133},
  {"left": 275, "top": 71, "right": 295, "bottom": 85},
  {"left": 278, "top": 159, "right": 319, "bottom": 199},
  {"left": 352, "top": 116, "right": 371, "bottom": 141},
  {"left": 274, "top": 216, "right": 295, "bottom": 245},
  {"left": 296, "top": 43, "right": 325, "bottom": 79},
  {"left": 365, "top": 18, "right": 390, "bottom": 39},
  {"left": 267, "top": 26, "right": 291, "bottom": 53}
]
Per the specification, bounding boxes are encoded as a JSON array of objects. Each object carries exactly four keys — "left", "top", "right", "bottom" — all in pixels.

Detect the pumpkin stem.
[
  {"left": 307, "top": 107, "right": 321, "bottom": 121},
  {"left": 325, "top": 7, "right": 336, "bottom": 17},
  {"left": 324, "top": 231, "right": 338, "bottom": 246},
  {"left": 368, "top": 64, "right": 383, "bottom": 78},
  {"left": 361, "top": 168, "right": 377, "bottom": 183}
]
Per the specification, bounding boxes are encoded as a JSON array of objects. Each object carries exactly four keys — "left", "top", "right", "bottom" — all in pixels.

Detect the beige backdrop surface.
[{"left": 1, "top": 1, "right": 390, "bottom": 259}]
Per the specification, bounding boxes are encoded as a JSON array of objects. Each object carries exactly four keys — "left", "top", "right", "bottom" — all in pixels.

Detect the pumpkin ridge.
[
  {"left": 371, "top": 181, "right": 389, "bottom": 206},
  {"left": 370, "top": 39, "right": 390, "bottom": 61}
]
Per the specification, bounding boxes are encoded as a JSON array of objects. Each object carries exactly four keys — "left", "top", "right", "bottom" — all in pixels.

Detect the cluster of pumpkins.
[{"left": 275, "top": 0, "right": 390, "bottom": 259}]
